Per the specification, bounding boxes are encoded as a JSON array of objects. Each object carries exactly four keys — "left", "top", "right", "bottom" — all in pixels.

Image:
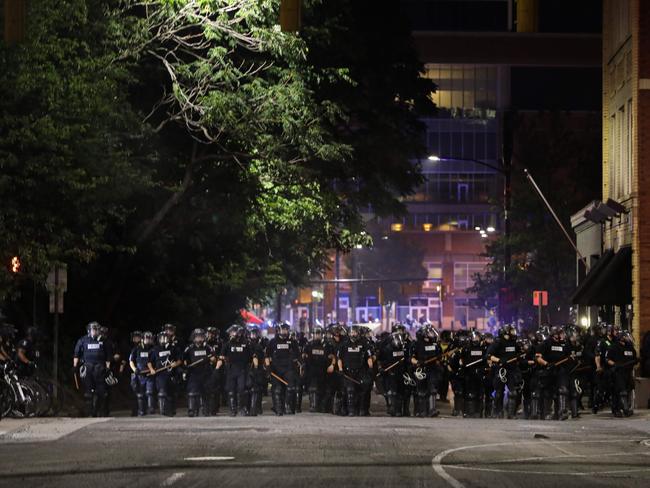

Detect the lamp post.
[{"left": 427, "top": 154, "right": 511, "bottom": 322}]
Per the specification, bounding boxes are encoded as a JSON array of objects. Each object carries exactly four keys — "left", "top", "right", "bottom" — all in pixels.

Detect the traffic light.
[{"left": 10, "top": 256, "right": 21, "bottom": 273}]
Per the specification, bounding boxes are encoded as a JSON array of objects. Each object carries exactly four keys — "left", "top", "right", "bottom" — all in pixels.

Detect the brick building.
[{"left": 573, "top": 0, "right": 650, "bottom": 349}]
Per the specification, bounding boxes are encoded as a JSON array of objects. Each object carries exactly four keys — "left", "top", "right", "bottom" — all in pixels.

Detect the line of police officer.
[{"left": 72, "top": 320, "right": 638, "bottom": 419}]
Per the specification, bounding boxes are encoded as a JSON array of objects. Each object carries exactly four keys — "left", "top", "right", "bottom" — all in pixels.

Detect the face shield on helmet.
[
  {"left": 349, "top": 325, "right": 361, "bottom": 342},
  {"left": 164, "top": 323, "right": 176, "bottom": 338},
  {"left": 157, "top": 332, "right": 169, "bottom": 346},
  {"left": 391, "top": 331, "right": 404, "bottom": 349},
  {"left": 131, "top": 330, "right": 142, "bottom": 344},
  {"left": 99, "top": 325, "right": 109, "bottom": 339},
  {"left": 277, "top": 323, "right": 290, "bottom": 339},
  {"left": 620, "top": 330, "right": 634, "bottom": 346},
  {"left": 227, "top": 325, "right": 240, "bottom": 341},
  {"left": 192, "top": 328, "right": 206, "bottom": 346},
  {"left": 87, "top": 322, "right": 101, "bottom": 339},
  {"left": 206, "top": 327, "right": 218, "bottom": 341},
  {"left": 312, "top": 327, "right": 323, "bottom": 342},
  {"left": 470, "top": 330, "right": 481, "bottom": 345},
  {"left": 248, "top": 326, "right": 260, "bottom": 341},
  {"left": 426, "top": 325, "right": 440, "bottom": 342},
  {"left": 142, "top": 331, "right": 154, "bottom": 346}
]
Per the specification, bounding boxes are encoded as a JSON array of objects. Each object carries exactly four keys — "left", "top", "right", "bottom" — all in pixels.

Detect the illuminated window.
[{"left": 390, "top": 223, "right": 403, "bottom": 232}]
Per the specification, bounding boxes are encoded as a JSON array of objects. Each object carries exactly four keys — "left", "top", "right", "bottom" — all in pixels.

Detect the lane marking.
[
  {"left": 162, "top": 472, "right": 185, "bottom": 486},
  {"left": 539, "top": 438, "right": 576, "bottom": 457},
  {"left": 183, "top": 456, "right": 235, "bottom": 461},
  {"left": 432, "top": 438, "right": 648, "bottom": 488}
]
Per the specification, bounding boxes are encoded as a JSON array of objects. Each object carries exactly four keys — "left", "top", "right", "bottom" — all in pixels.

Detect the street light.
[{"left": 428, "top": 153, "right": 512, "bottom": 322}]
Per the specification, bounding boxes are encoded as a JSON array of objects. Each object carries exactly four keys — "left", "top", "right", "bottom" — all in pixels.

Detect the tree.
[
  {"left": 0, "top": 0, "right": 154, "bottom": 297},
  {"left": 1, "top": 0, "right": 434, "bottom": 339},
  {"left": 470, "top": 111, "right": 601, "bottom": 324}
]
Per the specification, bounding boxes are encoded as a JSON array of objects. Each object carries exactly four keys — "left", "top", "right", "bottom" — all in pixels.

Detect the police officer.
[
  {"left": 567, "top": 326, "right": 587, "bottom": 418},
  {"left": 247, "top": 325, "right": 266, "bottom": 416},
  {"left": 481, "top": 332, "right": 495, "bottom": 417},
  {"left": 410, "top": 324, "right": 443, "bottom": 417},
  {"left": 184, "top": 328, "right": 215, "bottom": 417},
  {"left": 487, "top": 324, "right": 523, "bottom": 419},
  {"left": 377, "top": 329, "right": 407, "bottom": 417},
  {"left": 338, "top": 325, "right": 373, "bottom": 417},
  {"left": 265, "top": 322, "right": 300, "bottom": 416},
  {"left": 73, "top": 322, "right": 113, "bottom": 417},
  {"left": 129, "top": 331, "right": 156, "bottom": 416},
  {"left": 322, "top": 324, "right": 344, "bottom": 414},
  {"left": 205, "top": 326, "right": 223, "bottom": 415},
  {"left": 461, "top": 330, "right": 487, "bottom": 418},
  {"left": 536, "top": 326, "right": 574, "bottom": 420},
  {"left": 302, "top": 326, "right": 334, "bottom": 413},
  {"left": 148, "top": 331, "right": 182, "bottom": 416},
  {"left": 163, "top": 323, "right": 183, "bottom": 415},
  {"left": 448, "top": 333, "right": 467, "bottom": 417},
  {"left": 592, "top": 324, "right": 612, "bottom": 414},
  {"left": 15, "top": 326, "right": 39, "bottom": 378},
  {"left": 217, "top": 325, "right": 257, "bottom": 416},
  {"left": 605, "top": 329, "right": 637, "bottom": 417},
  {"left": 518, "top": 337, "right": 536, "bottom": 419},
  {"left": 99, "top": 325, "right": 120, "bottom": 416}
]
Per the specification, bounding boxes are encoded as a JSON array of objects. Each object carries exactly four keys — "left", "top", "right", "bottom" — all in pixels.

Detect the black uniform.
[
  {"left": 221, "top": 339, "right": 254, "bottom": 416},
  {"left": 73, "top": 335, "right": 112, "bottom": 417},
  {"left": 411, "top": 337, "right": 444, "bottom": 417},
  {"left": 150, "top": 342, "right": 180, "bottom": 416},
  {"left": 486, "top": 337, "right": 522, "bottom": 418},
  {"left": 266, "top": 336, "right": 300, "bottom": 415},
  {"left": 538, "top": 338, "right": 573, "bottom": 420},
  {"left": 303, "top": 339, "right": 334, "bottom": 413},
  {"left": 605, "top": 339, "right": 636, "bottom": 416},
  {"left": 377, "top": 335, "right": 407, "bottom": 417},
  {"left": 184, "top": 343, "right": 214, "bottom": 417},
  {"left": 461, "top": 343, "right": 487, "bottom": 418},
  {"left": 129, "top": 343, "right": 155, "bottom": 415},
  {"left": 338, "top": 338, "right": 372, "bottom": 416}
]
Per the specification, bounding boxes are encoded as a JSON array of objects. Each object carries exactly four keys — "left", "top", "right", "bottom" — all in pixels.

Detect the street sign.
[
  {"left": 533, "top": 290, "right": 548, "bottom": 307},
  {"left": 47, "top": 265, "right": 67, "bottom": 313}
]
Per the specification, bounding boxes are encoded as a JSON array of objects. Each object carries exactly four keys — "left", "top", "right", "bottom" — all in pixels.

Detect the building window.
[
  {"left": 423, "top": 262, "right": 442, "bottom": 290},
  {"left": 453, "top": 262, "right": 486, "bottom": 290}
]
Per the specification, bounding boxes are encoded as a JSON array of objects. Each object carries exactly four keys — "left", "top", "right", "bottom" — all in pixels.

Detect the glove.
[{"left": 377, "top": 366, "right": 384, "bottom": 374}]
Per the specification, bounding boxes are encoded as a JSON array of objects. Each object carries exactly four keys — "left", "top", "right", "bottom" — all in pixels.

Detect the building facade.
[{"left": 597, "top": 0, "right": 649, "bottom": 346}]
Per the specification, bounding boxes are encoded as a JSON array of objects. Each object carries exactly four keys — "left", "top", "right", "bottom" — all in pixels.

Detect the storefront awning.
[
  {"left": 570, "top": 250, "right": 614, "bottom": 305},
  {"left": 571, "top": 247, "right": 632, "bottom": 306}
]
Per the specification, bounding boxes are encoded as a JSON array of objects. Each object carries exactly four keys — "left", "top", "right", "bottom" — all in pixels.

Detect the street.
[{"left": 1, "top": 401, "right": 649, "bottom": 488}]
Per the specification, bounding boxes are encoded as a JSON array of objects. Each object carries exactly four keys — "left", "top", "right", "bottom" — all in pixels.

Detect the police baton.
[
  {"left": 270, "top": 371, "right": 289, "bottom": 386},
  {"left": 378, "top": 358, "right": 404, "bottom": 375},
  {"left": 463, "top": 357, "right": 484, "bottom": 369},
  {"left": 505, "top": 353, "right": 526, "bottom": 365},
  {"left": 340, "top": 372, "right": 361, "bottom": 385},
  {"left": 187, "top": 356, "right": 215, "bottom": 369},
  {"left": 73, "top": 371, "right": 80, "bottom": 391},
  {"left": 550, "top": 356, "right": 574, "bottom": 368}
]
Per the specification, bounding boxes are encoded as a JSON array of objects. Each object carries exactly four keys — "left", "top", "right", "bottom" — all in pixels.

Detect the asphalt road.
[{"left": 1, "top": 401, "right": 649, "bottom": 488}]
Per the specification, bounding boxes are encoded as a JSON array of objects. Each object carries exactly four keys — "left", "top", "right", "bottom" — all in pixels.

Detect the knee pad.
[{"left": 558, "top": 386, "right": 569, "bottom": 396}]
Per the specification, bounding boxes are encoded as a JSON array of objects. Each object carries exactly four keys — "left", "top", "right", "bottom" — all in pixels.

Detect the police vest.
[
  {"left": 83, "top": 338, "right": 107, "bottom": 364},
  {"left": 132, "top": 346, "right": 152, "bottom": 370},
  {"left": 416, "top": 339, "right": 440, "bottom": 361},
  {"left": 226, "top": 342, "right": 250, "bottom": 366},
  {"left": 270, "top": 339, "right": 294, "bottom": 368},
  {"left": 307, "top": 341, "right": 328, "bottom": 366},
  {"left": 187, "top": 345, "right": 211, "bottom": 370},
  {"left": 342, "top": 342, "right": 365, "bottom": 370},
  {"left": 545, "top": 341, "right": 569, "bottom": 363},
  {"left": 153, "top": 346, "right": 174, "bottom": 368}
]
